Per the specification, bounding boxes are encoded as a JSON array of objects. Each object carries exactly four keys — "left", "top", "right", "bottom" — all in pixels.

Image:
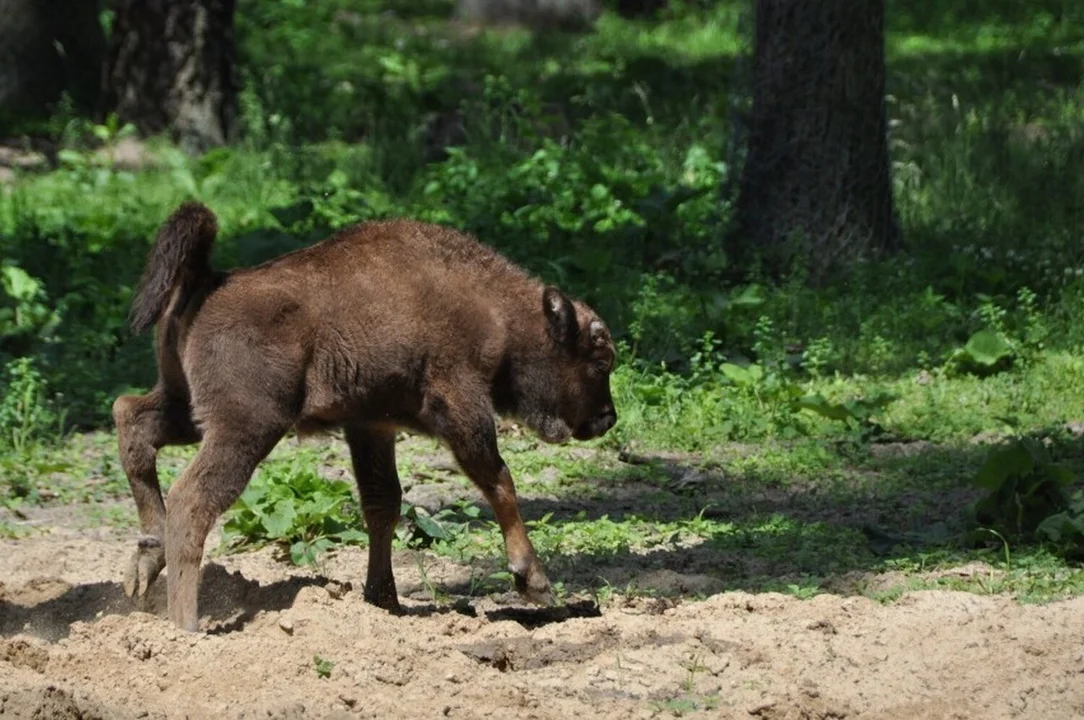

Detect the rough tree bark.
[
  {"left": 730, "top": 0, "right": 900, "bottom": 283},
  {"left": 0, "top": 0, "right": 105, "bottom": 123},
  {"left": 102, "top": 0, "right": 238, "bottom": 154}
]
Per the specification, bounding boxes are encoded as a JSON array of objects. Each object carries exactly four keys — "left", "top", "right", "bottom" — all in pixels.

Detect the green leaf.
[
  {"left": 1, "top": 266, "right": 42, "bottom": 301},
  {"left": 1036, "top": 511, "right": 1084, "bottom": 543},
  {"left": 301, "top": 492, "right": 342, "bottom": 518},
  {"left": 237, "top": 483, "right": 267, "bottom": 508},
  {"left": 1044, "top": 463, "right": 1076, "bottom": 488},
  {"left": 334, "top": 528, "right": 368, "bottom": 544},
  {"left": 638, "top": 385, "right": 667, "bottom": 406},
  {"left": 262, "top": 499, "right": 298, "bottom": 538},
  {"left": 796, "top": 394, "right": 854, "bottom": 422},
  {"left": 56, "top": 148, "right": 87, "bottom": 167},
  {"left": 172, "top": 167, "right": 199, "bottom": 197},
  {"left": 972, "top": 442, "right": 1035, "bottom": 491},
  {"left": 327, "top": 169, "right": 350, "bottom": 189},
  {"left": 414, "top": 513, "right": 450, "bottom": 540},
  {"left": 730, "top": 284, "right": 764, "bottom": 307},
  {"left": 993, "top": 415, "right": 1021, "bottom": 431},
  {"left": 289, "top": 540, "right": 314, "bottom": 565},
  {"left": 314, "top": 655, "right": 334, "bottom": 679},
  {"left": 720, "top": 363, "right": 752, "bottom": 387},
  {"left": 964, "top": 330, "right": 1013, "bottom": 366}
]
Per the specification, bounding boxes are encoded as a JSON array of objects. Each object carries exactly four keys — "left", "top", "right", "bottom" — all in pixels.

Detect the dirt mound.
[
  {"left": 2, "top": 530, "right": 1083, "bottom": 719},
  {"left": 0, "top": 683, "right": 118, "bottom": 720}
]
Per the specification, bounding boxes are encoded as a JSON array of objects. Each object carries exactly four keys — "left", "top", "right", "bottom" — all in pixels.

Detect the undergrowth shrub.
[
  {"left": 222, "top": 457, "right": 368, "bottom": 566},
  {"left": 967, "top": 431, "right": 1084, "bottom": 561},
  {"left": 0, "top": 357, "right": 64, "bottom": 498}
]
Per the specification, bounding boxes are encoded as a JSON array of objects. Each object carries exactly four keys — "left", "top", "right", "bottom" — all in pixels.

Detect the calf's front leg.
[
  {"left": 473, "top": 460, "right": 555, "bottom": 605},
  {"left": 422, "top": 388, "right": 554, "bottom": 605}
]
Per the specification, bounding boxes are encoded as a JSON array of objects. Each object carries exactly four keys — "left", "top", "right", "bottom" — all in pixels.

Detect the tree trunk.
[
  {"left": 102, "top": 0, "right": 238, "bottom": 154},
  {"left": 730, "top": 0, "right": 900, "bottom": 283},
  {"left": 0, "top": 0, "right": 105, "bottom": 124}
]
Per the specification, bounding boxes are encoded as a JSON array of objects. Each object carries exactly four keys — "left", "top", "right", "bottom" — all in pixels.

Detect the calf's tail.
[{"left": 128, "top": 201, "right": 219, "bottom": 335}]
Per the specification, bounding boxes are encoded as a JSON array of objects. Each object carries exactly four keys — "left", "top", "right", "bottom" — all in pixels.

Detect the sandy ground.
[{"left": 2, "top": 509, "right": 1083, "bottom": 720}]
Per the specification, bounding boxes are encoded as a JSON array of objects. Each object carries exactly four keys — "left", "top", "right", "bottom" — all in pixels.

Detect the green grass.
[
  {"left": 2, "top": 0, "right": 1083, "bottom": 606},
  {"left": 4, "top": 376, "right": 1084, "bottom": 605}
]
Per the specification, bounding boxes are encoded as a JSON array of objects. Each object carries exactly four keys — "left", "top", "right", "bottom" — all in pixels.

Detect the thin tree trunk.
[
  {"left": 731, "top": 0, "right": 900, "bottom": 283},
  {"left": 102, "top": 0, "right": 238, "bottom": 154},
  {"left": 0, "top": 0, "right": 104, "bottom": 124}
]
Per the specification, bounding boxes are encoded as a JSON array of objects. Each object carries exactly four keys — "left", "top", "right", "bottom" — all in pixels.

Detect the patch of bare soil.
[{"left": 2, "top": 522, "right": 1083, "bottom": 720}]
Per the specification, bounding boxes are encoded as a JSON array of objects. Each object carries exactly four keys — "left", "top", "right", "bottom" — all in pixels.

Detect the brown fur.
[{"left": 113, "top": 202, "right": 618, "bottom": 632}]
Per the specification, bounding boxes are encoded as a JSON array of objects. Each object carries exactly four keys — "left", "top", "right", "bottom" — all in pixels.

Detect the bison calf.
[{"left": 113, "top": 202, "right": 618, "bottom": 632}]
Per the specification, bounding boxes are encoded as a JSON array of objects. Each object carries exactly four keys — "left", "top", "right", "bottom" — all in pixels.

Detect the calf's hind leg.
[
  {"left": 163, "top": 425, "right": 285, "bottom": 632},
  {"left": 112, "top": 389, "right": 200, "bottom": 604},
  {"left": 344, "top": 425, "right": 403, "bottom": 613}
]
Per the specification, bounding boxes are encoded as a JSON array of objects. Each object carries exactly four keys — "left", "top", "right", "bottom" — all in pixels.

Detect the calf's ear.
[{"left": 543, "top": 286, "right": 578, "bottom": 347}]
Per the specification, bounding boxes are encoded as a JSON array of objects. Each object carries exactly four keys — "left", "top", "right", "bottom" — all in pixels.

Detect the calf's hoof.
[
  {"left": 123, "top": 535, "right": 166, "bottom": 607},
  {"left": 514, "top": 566, "right": 557, "bottom": 607},
  {"left": 364, "top": 583, "right": 404, "bottom": 616}
]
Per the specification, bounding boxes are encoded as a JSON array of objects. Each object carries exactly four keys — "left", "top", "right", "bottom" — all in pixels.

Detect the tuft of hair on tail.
[{"left": 128, "top": 202, "right": 219, "bottom": 335}]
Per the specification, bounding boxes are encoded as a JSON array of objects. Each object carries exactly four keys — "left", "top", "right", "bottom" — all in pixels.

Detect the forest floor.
[{"left": 2, "top": 432, "right": 1082, "bottom": 719}]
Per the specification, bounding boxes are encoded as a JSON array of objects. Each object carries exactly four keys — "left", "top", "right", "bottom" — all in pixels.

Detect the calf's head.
[{"left": 515, "top": 287, "right": 618, "bottom": 445}]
